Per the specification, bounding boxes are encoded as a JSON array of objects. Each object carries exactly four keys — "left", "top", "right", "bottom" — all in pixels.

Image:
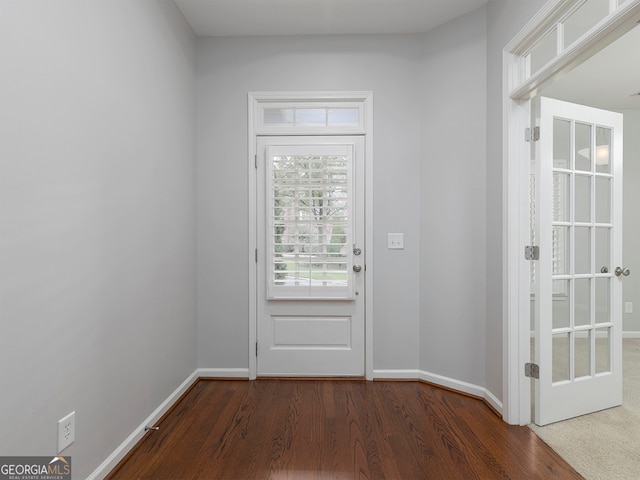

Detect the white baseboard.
[
  {"left": 372, "top": 369, "right": 422, "bottom": 380},
  {"left": 533, "top": 330, "right": 640, "bottom": 339},
  {"left": 198, "top": 367, "right": 250, "bottom": 378},
  {"left": 93, "top": 367, "right": 502, "bottom": 478},
  {"left": 86, "top": 370, "right": 199, "bottom": 480},
  {"left": 373, "top": 369, "right": 503, "bottom": 416}
]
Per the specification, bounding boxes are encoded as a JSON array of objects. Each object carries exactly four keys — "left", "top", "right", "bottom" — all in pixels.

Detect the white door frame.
[
  {"left": 248, "top": 91, "right": 374, "bottom": 380},
  {"left": 503, "top": 0, "right": 640, "bottom": 425}
]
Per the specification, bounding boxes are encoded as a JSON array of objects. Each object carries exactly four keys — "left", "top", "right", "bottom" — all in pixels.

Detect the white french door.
[
  {"left": 534, "top": 97, "right": 624, "bottom": 426},
  {"left": 256, "top": 136, "right": 365, "bottom": 376}
]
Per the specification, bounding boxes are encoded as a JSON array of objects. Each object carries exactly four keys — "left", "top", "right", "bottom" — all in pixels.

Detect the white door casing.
[
  {"left": 534, "top": 97, "right": 623, "bottom": 425},
  {"left": 256, "top": 136, "right": 365, "bottom": 376},
  {"left": 248, "top": 92, "right": 374, "bottom": 381},
  {"left": 503, "top": 0, "right": 640, "bottom": 425}
]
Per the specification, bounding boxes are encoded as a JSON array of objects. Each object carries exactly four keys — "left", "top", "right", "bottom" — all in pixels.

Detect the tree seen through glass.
[{"left": 272, "top": 154, "right": 349, "bottom": 287}]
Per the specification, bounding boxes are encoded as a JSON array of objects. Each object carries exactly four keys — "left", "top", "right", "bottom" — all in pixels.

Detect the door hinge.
[
  {"left": 255, "top": 342, "right": 258, "bottom": 357},
  {"left": 525, "top": 126, "right": 540, "bottom": 142},
  {"left": 525, "top": 245, "right": 539, "bottom": 261},
  {"left": 255, "top": 249, "right": 258, "bottom": 263},
  {"left": 255, "top": 154, "right": 258, "bottom": 169},
  {"left": 525, "top": 363, "right": 540, "bottom": 379}
]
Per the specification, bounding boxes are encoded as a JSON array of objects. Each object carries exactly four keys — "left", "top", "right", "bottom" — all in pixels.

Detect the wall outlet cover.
[{"left": 57, "top": 411, "right": 75, "bottom": 453}]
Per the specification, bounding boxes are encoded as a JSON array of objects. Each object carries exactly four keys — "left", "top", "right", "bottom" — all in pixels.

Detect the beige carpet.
[{"left": 529, "top": 338, "right": 640, "bottom": 480}]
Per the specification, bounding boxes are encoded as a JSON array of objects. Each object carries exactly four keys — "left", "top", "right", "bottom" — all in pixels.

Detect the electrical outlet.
[{"left": 57, "top": 411, "right": 75, "bottom": 453}]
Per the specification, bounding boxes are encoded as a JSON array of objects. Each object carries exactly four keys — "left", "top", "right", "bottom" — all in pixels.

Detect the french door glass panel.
[{"left": 535, "top": 97, "right": 622, "bottom": 426}]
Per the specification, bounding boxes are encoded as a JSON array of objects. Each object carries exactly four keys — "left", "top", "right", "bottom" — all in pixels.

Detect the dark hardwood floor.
[{"left": 107, "top": 379, "right": 582, "bottom": 480}]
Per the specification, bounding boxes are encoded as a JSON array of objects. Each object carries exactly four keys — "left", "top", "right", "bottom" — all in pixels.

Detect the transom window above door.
[{"left": 250, "top": 92, "right": 370, "bottom": 135}]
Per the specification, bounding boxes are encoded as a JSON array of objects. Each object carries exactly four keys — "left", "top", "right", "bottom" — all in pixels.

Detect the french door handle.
[
  {"left": 615, "top": 266, "right": 631, "bottom": 277},
  {"left": 353, "top": 265, "right": 362, "bottom": 273}
]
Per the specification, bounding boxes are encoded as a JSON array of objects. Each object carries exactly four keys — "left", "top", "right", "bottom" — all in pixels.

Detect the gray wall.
[
  {"left": 0, "top": 3, "right": 564, "bottom": 474},
  {"left": 196, "top": 34, "right": 423, "bottom": 371},
  {"left": 0, "top": 1, "right": 197, "bottom": 478},
  {"left": 622, "top": 110, "right": 640, "bottom": 332},
  {"left": 419, "top": 8, "right": 488, "bottom": 386},
  {"left": 195, "top": 1, "right": 550, "bottom": 403}
]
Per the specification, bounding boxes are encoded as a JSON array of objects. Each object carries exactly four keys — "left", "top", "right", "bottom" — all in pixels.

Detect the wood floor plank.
[{"left": 107, "top": 379, "right": 583, "bottom": 480}]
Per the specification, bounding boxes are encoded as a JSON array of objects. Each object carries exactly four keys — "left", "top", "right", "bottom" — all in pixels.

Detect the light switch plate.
[{"left": 388, "top": 233, "right": 404, "bottom": 250}]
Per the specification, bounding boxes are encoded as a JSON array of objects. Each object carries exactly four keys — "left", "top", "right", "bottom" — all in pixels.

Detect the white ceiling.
[
  {"left": 174, "top": 0, "right": 488, "bottom": 37},
  {"left": 174, "top": 0, "right": 640, "bottom": 110}
]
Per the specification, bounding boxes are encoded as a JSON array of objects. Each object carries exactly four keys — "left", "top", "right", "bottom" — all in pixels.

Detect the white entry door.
[
  {"left": 534, "top": 97, "right": 624, "bottom": 425},
  {"left": 256, "top": 136, "right": 365, "bottom": 376}
]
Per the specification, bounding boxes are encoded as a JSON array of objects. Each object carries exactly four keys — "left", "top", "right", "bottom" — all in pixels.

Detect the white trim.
[
  {"left": 510, "top": 1, "right": 640, "bottom": 101},
  {"left": 418, "top": 370, "right": 503, "bottom": 414},
  {"left": 507, "top": 0, "right": 575, "bottom": 56},
  {"left": 86, "top": 370, "right": 200, "bottom": 480},
  {"left": 363, "top": 94, "right": 374, "bottom": 381},
  {"left": 373, "top": 369, "right": 422, "bottom": 379},
  {"left": 503, "top": 0, "right": 640, "bottom": 426},
  {"left": 534, "top": 330, "right": 637, "bottom": 338},
  {"left": 248, "top": 91, "right": 374, "bottom": 381},
  {"left": 373, "top": 369, "right": 503, "bottom": 415},
  {"left": 248, "top": 96, "right": 258, "bottom": 380},
  {"left": 503, "top": 53, "right": 533, "bottom": 425},
  {"left": 198, "top": 368, "right": 251, "bottom": 378},
  {"left": 92, "top": 367, "right": 503, "bottom": 478}
]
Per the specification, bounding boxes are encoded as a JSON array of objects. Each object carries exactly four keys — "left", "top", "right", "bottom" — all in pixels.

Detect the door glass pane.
[
  {"left": 264, "top": 108, "right": 294, "bottom": 126},
  {"left": 575, "top": 331, "right": 591, "bottom": 378},
  {"left": 529, "top": 28, "right": 558, "bottom": 75},
  {"left": 553, "top": 333, "right": 570, "bottom": 383},
  {"left": 554, "top": 118, "right": 572, "bottom": 169},
  {"left": 595, "top": 327, "right": 611, "bottom": 374},
  {"left": 553, "top": 172, "right": 570, "bottom": 222},
  {"left": 575, "top": 226, "right": 591, "bottom": 274},
  {"left": 575, "top": 122, "right": 592, "bottom": 171},
  {"left": 574, "top": 278, "right": 591, "bottom": 327},
  {"left": 327, "top": 108, "right": 359, "bottom": 127},
  {"left": 270, "top": 152, "right": 350, "bottom": 296},
  {"left": 595, "top": 176, "right": 611, "bottom": 224},
  {"left": 595, "top": 277, "right": 610, "bottom": 324},
  {"left": 575, "top": 175, "right": 591, "bottom": 223},
  {"left": 295, "top": 109, "right": 326, "bottom": 126},
  {"left": 563, "top": 0, "right": 610, "bottom": 48},
  {"left": 553, "top": 226, "right": 569, "bottom": 275},
  {"left": 595, "top": 227, "right": 610, "bottom": 273},
  {"left": 553, "top": 281, "right": 570, "bottom": 328},
  {"left": 595, "top": 127, "right": 612, "bottom": 174}
]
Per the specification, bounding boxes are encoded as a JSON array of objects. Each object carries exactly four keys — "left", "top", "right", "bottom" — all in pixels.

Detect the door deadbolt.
[{"left": 353, "top": 245, "right": 362, "bottom": 256}]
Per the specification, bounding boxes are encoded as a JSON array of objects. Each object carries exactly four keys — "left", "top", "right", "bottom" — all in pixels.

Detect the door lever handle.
[{"left": 615, "top": 266, "right": 631, "bottom": 277}]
